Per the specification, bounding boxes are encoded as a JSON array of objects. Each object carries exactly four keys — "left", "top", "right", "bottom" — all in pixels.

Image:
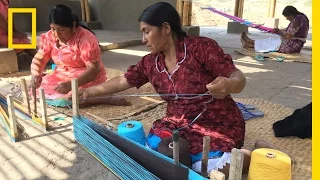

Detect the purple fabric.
[{"left": 292, "top": 14, "right": 309, "bottom": 38}]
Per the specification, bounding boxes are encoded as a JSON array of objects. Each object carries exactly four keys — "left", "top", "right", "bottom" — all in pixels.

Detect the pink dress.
[
  {"left": 0, "top": 0, "right": 30, "bottom": 52},
  {"left": 37, "top": 27, "right": 107, "bottom": 99}
]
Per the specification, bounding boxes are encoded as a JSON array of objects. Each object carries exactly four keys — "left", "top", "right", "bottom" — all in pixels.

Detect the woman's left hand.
[
  {"left": 206, "top": 76, "right": 232, "bottom": 99},
  {"left": 54, "top": 81, "right": 72, "bottom": 94}
]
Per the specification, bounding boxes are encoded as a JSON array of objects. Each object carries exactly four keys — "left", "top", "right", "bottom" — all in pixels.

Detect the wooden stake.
[
  {"left": 188, "top": 1, "right": 193, "bottom": 26},
  {"left": 72, "top": 79, "right": 79, "bottom": 117},
  {"left": 172, "top": 130, "right": 179, "bottom": 165},
  {"left": 7, "top": 95, "right": 17, "bottom": 140},
  {"left": 228, "top": 148, "right": 244, "bottom": 180},
  {"left": 182, "top": 1, "right": 189, "bottom": 26},
  {"left": 84, "top": 0, "right": 91, "bottom": 22},
  {"left": 210, "top": 170, "right": 225, "bottom": 180},
  {"left": 201, "top": 136, "right": 211, "bottom": 177},
  {"left": 32, "top": 86, "right": 37, "bottom": 116},
  {"left": 176, "top": 0, "right": 179, "bottom": 11},
  {"left": 20, "top": 78, "right": 31, "bottom": 114},
  {"left": 39, "top": 88, "right": 48, "bottom": 130},
  {"left": 80, "top": 0, "right": 86, "bottom": 22}
]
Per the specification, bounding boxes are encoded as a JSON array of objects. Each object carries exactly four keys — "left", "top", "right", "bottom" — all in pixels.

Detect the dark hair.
[
  {"left": 49, "top": 4, "right": 95, "bottom": 35},
  {"left": 138, "top": 2, "right": 186, "bottom": 39},
  {"left": 282, "top": 5, "right": 309, "bottom": 22}
]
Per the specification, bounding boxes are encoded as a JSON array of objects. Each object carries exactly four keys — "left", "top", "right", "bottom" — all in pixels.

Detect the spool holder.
[{"left": 126, "top": 123, "right": 134, "bottom": 128}]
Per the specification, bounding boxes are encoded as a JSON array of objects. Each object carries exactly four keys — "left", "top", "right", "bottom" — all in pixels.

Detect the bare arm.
[
  {"left": 30, "top": 52, "right": 50, "bottom": 76},
  {"left": 228, "top": 69, "right": 246, "bottom": 93},
  {"left": 86, "top": 75, "right": 133, "bottom": 97}
]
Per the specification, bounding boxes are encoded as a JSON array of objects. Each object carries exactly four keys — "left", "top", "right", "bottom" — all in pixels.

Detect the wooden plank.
[
  {"left": 178, "top": 0, "right": 184, "bottom": 23},
  {"left": 7, "top": 95, "right": 17, "bottom": 140},
  {"left": 269, "top": 0, "right": 276, "bottom": 18},
  {"left": 210, "top": 170, "right": 225, "bottom": 180},
  {"left": 39, "top": 88, "right": 48, "bottom": 130},
  {"left": 20, "top": 78, "right": 31, "bottom": 114},
  {"left": 228, "top": 148, "right": 244, "bottom": 180},
  {"left": 72, "top": 79, "right": 79, "bottom": 117},
  {"left": 201, "top": 136, "right": 211, "bottom": 177}
]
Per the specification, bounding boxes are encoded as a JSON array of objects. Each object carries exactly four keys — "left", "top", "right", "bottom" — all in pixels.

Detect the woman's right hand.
[
  {"left": 31, "top": 75, "right": 42, "bottom": 88},
  {"left": 273, "top": 28, "right": 280, "bottom": 34}
]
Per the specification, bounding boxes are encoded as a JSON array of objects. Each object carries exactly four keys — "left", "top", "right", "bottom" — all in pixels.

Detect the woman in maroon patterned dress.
[{"left": 77, "top": 2, "right": 270, "bottom": 176}]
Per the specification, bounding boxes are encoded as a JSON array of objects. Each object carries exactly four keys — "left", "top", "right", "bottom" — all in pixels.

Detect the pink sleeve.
[
  {"left": 79, "top": 35, "right": 101, "bottom": 64},
  {"left": 38, "top": 33, "right": 53, "bottom": 59}
]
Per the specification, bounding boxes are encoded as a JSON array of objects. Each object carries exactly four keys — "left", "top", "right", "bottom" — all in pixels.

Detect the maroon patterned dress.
[{"left": 124, "top": 36, "right": 245, "bottom": 155}]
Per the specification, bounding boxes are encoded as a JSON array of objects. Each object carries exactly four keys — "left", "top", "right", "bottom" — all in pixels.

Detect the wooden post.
[
  {"left": 39, "top": 88, "right": 48, "bottom": 130},
  {"left": 182, "top": 1, "right": 189, "bottom": 26},
  {"left": 228, "top": 148, "right": 244, "bottom": 180},
  {"left": 238, "top": 0, "right": 245, "bottom": 19},
  {"left": 72, "top": 79, "right": 79, "bottom": 117},
  {"left": 84, "top": 0, "right": 91, "bottom": 22},
  {"left": 7, "top": 95, "right": 17, "bottom": 141},
  {"left": 80, "top": 0, "right": 86, "bottom": 22},
  {"left": 20, "top": 78, "right": 31, "bottom": 114},
  {"left": 176, "top": 0, "right": 179, "bottom": 11},
  {"left": 269, "top": 0, "right": 276, "bottom": 18},
  {"left": 188, "top": 1, "right": 192, "bottom": 26},
  {"left": 172, "top": 130, "right": 179, "bottom": 165},
  {"left": 201, "top": 136, "right": 211, "bottom": 177},
  {"left": 210, "top": 170, "right": 225, "bottom": 180},
  {"left": 178, "top": 0, "right": 184, "bottom": 24},
  {"left": 234, "top": 0, "right": 240, "bottom": 17}
]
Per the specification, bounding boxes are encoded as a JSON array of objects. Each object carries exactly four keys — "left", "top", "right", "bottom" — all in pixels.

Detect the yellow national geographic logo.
[{"left": 8, "top": 8, "right": 37, "bottom": 49}]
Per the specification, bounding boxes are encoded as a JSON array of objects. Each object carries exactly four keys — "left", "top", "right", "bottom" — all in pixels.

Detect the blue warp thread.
[{"left": 117, "top": 121, "right": 146, "bottom": 146}]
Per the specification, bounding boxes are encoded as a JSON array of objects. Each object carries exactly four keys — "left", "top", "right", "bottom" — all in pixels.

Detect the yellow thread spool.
[{"left": 248, "top": 148, "right": 291, "bottom": 180}]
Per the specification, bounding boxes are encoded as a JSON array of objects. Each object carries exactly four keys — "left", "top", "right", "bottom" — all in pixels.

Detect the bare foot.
[
  {"left": 240, "top": 37, "right": 246, "bottom": 48},
  {"left": 106, "top": 97, "right": 131, "bottom": 106}
]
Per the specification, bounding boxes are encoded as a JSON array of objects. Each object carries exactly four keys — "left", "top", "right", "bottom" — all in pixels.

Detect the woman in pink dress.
[
  {"left": 30, "top": 4, "right": 129, "bottom": 106},
  {"left": 75, "top": 2, "right": 273, "bottom": 176},
  {"left": 0, "top": 0, "right": 37, "bottom": 56}
]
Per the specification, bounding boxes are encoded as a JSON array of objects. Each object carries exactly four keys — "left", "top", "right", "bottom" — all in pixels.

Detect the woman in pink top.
[
  {"left": 0, "top": 0, "right": 37, "bottom": 56},
  {"left": 30, "top": 4, "right": 129, "bottom": 106}
]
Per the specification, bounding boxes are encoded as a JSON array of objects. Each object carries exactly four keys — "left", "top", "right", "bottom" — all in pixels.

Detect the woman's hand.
[
  {"left": 206, "top": 76, "right": 232, "bottom": 99},
  {"left": 31, "top": 75, "right": 43, "bottom": 88},
  {"left": 273, "top": 28, "right": 280, "bottom": 34},
  {"left": 54, "top": 81, "right": 72, "bottom": 94},
  {"left": 66, "top": 88, "right": 90, "bottom": 104}
]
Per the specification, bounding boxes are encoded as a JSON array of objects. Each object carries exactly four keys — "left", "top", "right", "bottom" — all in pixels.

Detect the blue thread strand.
[{"left": 74, "top": 116, "right": 208, "bottom": 180}]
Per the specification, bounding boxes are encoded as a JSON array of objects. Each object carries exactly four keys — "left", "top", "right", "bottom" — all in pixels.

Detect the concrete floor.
[{"left": 0, "top": 26, "right": 312, "bottom": 179}]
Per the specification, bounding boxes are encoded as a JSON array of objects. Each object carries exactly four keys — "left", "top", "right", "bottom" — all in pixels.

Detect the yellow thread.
[{"left": 248, "top": 148, "right": 291, "bottom": 180}]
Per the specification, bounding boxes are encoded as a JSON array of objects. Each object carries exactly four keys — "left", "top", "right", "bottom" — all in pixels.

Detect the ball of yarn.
[
  {"left": 117, "top": 121, "right": 146, "bottom": 146},
  {"left": 248, "top": 148, "right": 291, "bottom": 180}
]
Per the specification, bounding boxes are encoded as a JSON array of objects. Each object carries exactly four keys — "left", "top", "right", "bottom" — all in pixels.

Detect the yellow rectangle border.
[{"left": 8, "top": 8, "right": 36, "bottom": 49}]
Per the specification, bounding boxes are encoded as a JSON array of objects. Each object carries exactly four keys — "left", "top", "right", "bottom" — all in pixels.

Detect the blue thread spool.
[
  {"left": 117, "top": 121, "right": 146, "bottom": 146},
  {"left": 52, "top": 64, "right": 57, "bottom": 70}
]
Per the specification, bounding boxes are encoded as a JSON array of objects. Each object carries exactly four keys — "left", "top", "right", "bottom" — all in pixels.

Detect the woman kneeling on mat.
[
  {"left": 30, "top": 4, "right": 129, "bottom": 106},
  {"left": 241, "top": 5, "right": 309, "bottom": 53},
  {"left": 75, "top": 2, "right": 272, "bottom": 176}
]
